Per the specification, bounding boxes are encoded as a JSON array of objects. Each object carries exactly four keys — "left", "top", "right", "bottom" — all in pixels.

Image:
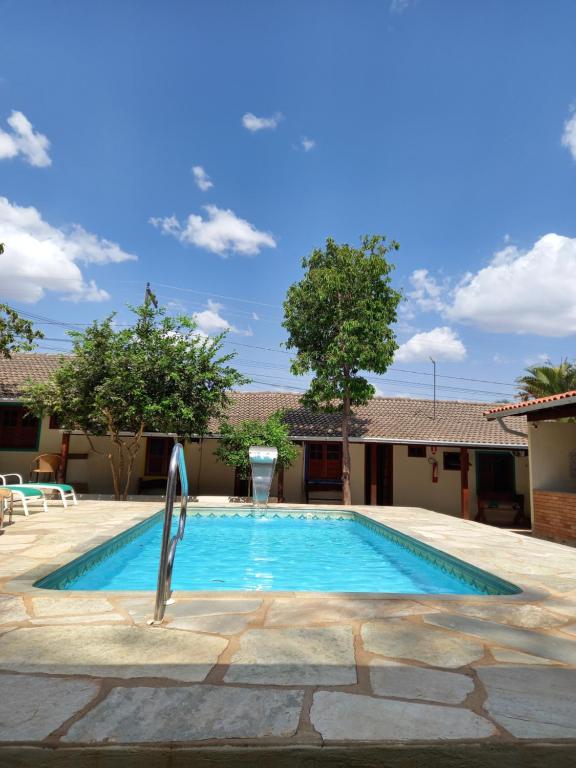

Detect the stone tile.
[
  {"left": 478, "top": 667, "right": 576, "bottom": 738},
  {"left": 21, "top": 543, "right": 78, "bottom": 559},
  {"left": 118, "top": 597, "right": 262, "bottom": 624},
  {"left": 0, "top": 596, "right": 28, "bottom": 623},
  {"left": 0, "top": 558, "right": 41, "bottom": 577},
  {"left": 64, "top": 685, "right": 304, "bottom": 742},
  {"left": 30, "top": 614, "right": 126, "bottom": 625},
  {"left": 225, "top": 627, "right": 356, "bottom": 686},
  {"left": 266, "top": 598, "right": 432, "bottom": 626},
  {"left": 447, "top": 603, "right": 567, "bottom": 629},
  {"left": 168, "top": 614, "right": 251, "bottom": 635},
  {"left": 370, "top": 661, "right": 474, "bottom": 704},
  {"left": 491, "top": 648, "right": 559, "bottom": 665},
  {"left": 425, "top": 614, "right": 576, "bottom": 665},
  {"left": 0, "top": 625, "right": 227, "bottom": 681},
  {"left": 32, "top": 597, "right": 115, "bottom": 617},
  {"left": 0, "top": 674, "right": 99, "bottom": 741},
  {"left": 310, "top": 691, "right": 496, "bottom": 741},
  {"left": 362, "top": 619, "right": 484, "bottom": 668},
  {"left": 0, "top": 535, "right": 37, "bottom": 544}
]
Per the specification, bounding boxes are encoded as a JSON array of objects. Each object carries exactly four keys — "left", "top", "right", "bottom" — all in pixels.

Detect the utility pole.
[
  {"left": 144, "top": 282, "right": 158, "bottom": 308},
  {"left": 429, "top": 356, "right": 436, "bottom": 420}
]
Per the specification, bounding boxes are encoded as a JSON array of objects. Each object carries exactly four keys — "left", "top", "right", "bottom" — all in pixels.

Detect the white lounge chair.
[
  {"left": 0, "top": 474, "right": 77, "bottom": 509},
  {"left": 0, "top": 484, "right": 48, "bottom": 516}
]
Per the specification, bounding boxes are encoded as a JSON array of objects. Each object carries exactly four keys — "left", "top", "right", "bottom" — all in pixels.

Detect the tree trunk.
[{"left": 342, "top": 393, "right": 352, "bottom": 505}]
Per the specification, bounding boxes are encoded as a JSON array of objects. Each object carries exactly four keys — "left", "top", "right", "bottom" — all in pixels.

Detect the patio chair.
[
  {"left": 29, "top": 453, "right": 61, "bottom": 482},
  {"left": 0, "top": 488, "right": 14, "bottom": 529},
  {"left": 0, "top": 474, "right": 77, "bottom": 508},
  {"left": 0, "top": 485, "right": 48, "bottom": 516}
]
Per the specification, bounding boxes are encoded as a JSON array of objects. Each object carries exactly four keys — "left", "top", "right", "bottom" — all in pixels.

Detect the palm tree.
[{"left": 516, "top": 359, "right": 576, "bottom": 401}]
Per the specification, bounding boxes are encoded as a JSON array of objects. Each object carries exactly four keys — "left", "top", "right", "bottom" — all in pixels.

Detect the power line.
[{"left": 10, "top": 307, "right": 520, "bottom": 392}]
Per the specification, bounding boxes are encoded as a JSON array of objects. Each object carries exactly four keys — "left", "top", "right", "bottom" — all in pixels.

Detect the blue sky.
[{"left": 1, "top": 0, "right": 576, "bottom": 403}]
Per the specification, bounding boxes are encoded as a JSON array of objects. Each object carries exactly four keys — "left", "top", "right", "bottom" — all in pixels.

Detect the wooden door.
[{"left": 365, "top": 444, "right": 394, "bottom": 505}]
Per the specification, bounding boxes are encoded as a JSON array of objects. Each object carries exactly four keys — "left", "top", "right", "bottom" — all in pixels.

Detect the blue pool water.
[{"left": 41, "top": 511, "right": 518, "bottom": 594}]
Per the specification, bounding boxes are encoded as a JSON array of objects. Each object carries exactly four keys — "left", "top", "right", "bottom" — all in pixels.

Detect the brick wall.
[{"left": 533, "top": 490, "right": 576, "bottom": 543}]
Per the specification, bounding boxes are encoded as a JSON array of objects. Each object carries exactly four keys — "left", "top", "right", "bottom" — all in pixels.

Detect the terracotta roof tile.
[
  {"left": 484, "top": 390, "right": 576, "bottom": 418},
  {"left": 0, "top": 353, "right": 62, "bottom": 399},
  {"left": 212, "top": 391, "right": 528, "bottom": 447},
  {"left": 0, "top": 354, "right": 528, "bottom": 447}
]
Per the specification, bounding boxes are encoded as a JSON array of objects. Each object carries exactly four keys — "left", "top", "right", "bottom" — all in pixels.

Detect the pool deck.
[{"left": 2, "top": 500, "right": 576, "bottom": 767}]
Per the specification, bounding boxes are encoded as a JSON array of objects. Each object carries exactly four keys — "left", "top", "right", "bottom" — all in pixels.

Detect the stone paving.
[{"left": 1, "top": 500, "right": 576, "bottom": 765}]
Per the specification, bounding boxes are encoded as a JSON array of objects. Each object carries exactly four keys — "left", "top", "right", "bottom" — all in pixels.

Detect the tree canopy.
[
  {"left": 24, "top": 303, "right": 248, "bottom": 499},
  {"left": 215, "top": 410, "right": 298, "bottom": 480},
  {"left": 516, "top": 359, "right": 576, "bottom": 401},
  {"left": 0, "top": 243, "right": 44, "bottom": 358},
  {"left": 283, "top": 235, "right": 402, "bottom": 504}
]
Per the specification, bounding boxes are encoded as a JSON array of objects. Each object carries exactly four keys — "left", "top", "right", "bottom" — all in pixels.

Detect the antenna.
[
  {"left": 429, "top": 356, "right": 436, "bottom": 420},
  {"left": 144, "top": 282, "right": 159, "bottom": 308}
]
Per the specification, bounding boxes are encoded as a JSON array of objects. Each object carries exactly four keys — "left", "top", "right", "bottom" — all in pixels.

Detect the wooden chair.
[
  {"left": 0, "top": 488, "right": 14, "bottom": 529},
  {"left": 29, "top": 453, "right": 61, "bottom": 482}
]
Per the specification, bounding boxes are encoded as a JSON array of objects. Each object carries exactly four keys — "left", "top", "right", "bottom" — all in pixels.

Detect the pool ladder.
[{"left": 151, "top": 443, "right": 189, "bottom": 624}]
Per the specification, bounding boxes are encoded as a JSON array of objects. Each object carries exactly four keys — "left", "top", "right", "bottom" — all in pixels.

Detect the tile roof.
[
  {"left": 0, "top": 354, "right": 528, "bottom": 447},
  {"left": 212, "top": 391, "right": 528, "bottom": 447},
  {"left": 484, "top": 390, "right": 576, "bottom": 418},
  {"left": 0, "top": 354, "right": 62, "bottom": 399}
]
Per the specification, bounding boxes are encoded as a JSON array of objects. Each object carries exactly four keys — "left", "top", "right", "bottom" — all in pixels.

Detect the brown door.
[
  {"left": 145, "top": 437, "right": 173, "bottom": 476},
  {"left": 365, "top": 444, "right": 394, "bottom": 505}
]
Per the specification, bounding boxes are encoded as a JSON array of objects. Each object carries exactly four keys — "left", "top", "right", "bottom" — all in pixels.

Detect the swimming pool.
[{"left": 36, "top": 509, "right": 520, "bottom": 595}]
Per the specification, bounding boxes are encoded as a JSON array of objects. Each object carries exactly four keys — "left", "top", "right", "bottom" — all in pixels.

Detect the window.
[
  {"left": 307, "top": 442, "right": 342, "bottom": 479},
  {"left": 443, "top": 451, "right": 461, "bottom": 471},
  {"left": 0, "top": 406, "right": 40, "bottom": 450},
  {"left": 408, "top": 445, "right": 426, "bottom": 458}
]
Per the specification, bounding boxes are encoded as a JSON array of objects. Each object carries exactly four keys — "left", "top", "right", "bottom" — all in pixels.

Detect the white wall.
[{"left": 529, "top": 421, "right": 576, "bottom": 494}]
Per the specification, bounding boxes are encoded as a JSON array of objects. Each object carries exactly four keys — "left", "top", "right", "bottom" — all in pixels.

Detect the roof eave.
[{"left": 485, "top": 394, "right": 576, "bottom": 420}]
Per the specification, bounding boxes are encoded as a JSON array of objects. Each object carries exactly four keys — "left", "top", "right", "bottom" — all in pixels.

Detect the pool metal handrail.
[{"left": 152, "top": 442, "right": 189, "bottom": 623}]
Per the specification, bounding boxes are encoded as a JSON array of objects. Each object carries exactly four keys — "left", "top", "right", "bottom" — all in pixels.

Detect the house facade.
[{"left": 1, "top": 355, "right": 530, "bottom": 522}]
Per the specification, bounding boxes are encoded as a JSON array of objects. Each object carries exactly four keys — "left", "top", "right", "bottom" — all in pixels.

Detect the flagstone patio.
[{"left": 1, "top": 500, "right": 576, "bottom": 766}]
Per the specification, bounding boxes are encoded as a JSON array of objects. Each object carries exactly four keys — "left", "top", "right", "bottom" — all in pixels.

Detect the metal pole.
[{"left": 429, "top": 357, "right": 436, "bottom": 420}]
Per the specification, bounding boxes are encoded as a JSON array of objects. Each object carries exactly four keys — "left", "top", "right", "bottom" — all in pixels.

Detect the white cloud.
[
  {"left": 561, "top": 110, "right": 576, "bottom": 161},
  {"left": 0, "top": 111, "right": 51, "bottom": 167},
  {"left": 446, "top": 233, "right": 576, "bottom": 336},
  {"left": 0, "top": 196, "right": 136, "bottom": 303},
  {"left": 150, "top": 205, "right": 276, "bottom": 257},
  {"left": 251, "top": 311, "right": 260, "bottom": 321},
  {"left": 408, "top": 269, "right": 447, "bottom": 312},
  {"left": 396, "top": 327, "right": 466, "bottom": 363},
  {"left": 301, "top": 136, "right": 316, "bottom": 152},
  {"left": 193, "top": 299, "right": 253, "bottom": 337},
  {"left": 390, "top": 0, "right": 414, "bottom": 13},
  {"left": 242, "top": 112, "right": 283, "bottom": 132},
  {"left": 524, "top": 353, "right": 550, "bottom": 365},
  {"left": 191, "top": 165, "right": 213, "bottom": 191}
]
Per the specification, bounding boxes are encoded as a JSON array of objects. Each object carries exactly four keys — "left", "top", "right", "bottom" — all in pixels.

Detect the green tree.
[
  {"left": 24, "top": 303, "right": 248, "bottom": 499},
  {"left": 215, "top": 410, "right": 299, "bottom": 497},
  {"left": 0, "top": 243, "right": 44, "bottom": 358},
  {"left": 283, "top": 235, "right": 402, "bottom": 504},
  {"left": 516, "top": 359, "right": 576, "bottom": 401}
]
